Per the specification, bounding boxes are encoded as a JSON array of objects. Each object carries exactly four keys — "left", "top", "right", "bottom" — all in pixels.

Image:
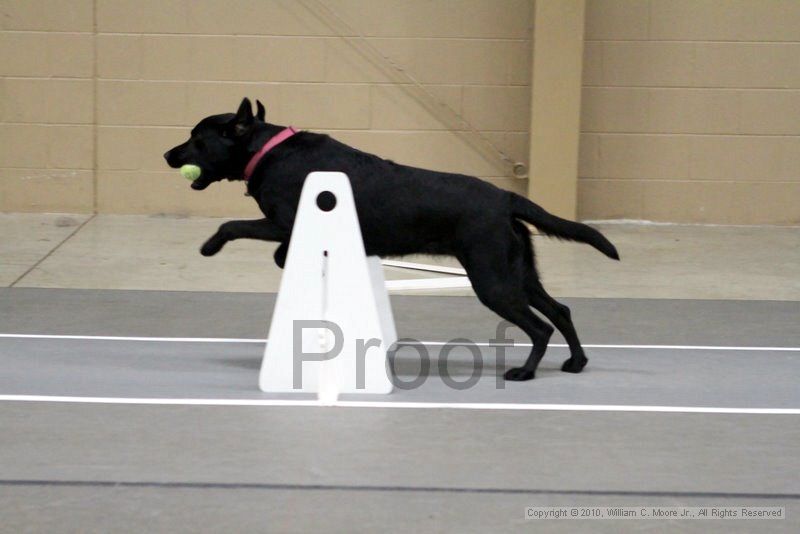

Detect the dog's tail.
[{"left": 510, "top": 193, "right": 620, "bottom": 260}]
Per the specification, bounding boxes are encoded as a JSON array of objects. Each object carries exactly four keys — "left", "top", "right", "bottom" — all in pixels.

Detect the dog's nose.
[{"left": 164, "top": 150, "right": 180, "bottom": 168}]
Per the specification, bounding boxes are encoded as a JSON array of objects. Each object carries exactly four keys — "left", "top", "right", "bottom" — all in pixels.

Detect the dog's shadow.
[
  {"left": 209, "top": 357, "right": 652, "bottom": 380},
  {"left": 391, "top": 355, "right": 504, "bottom": 378},
  {"left": 210, "top": 355, "right": 504, "bottom": 377},
  {"left": 213, "top": 357, "right": 262, "bottom": 370}
]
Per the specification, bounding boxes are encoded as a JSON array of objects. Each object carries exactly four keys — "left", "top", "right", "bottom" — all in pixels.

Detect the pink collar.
[{"left": 243, "top": 126, "right": 297, "bottom": 182}]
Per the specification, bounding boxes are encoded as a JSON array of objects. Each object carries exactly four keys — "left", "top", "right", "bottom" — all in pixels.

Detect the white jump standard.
[{"left": 259, "top": 172, "right": 396, "bottom": 399}]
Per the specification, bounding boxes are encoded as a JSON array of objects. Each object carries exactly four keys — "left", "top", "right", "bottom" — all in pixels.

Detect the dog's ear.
[
  {"left": 256, "top": 100, "right": 266, "bottom": 122},
  {"left": 234, "top": 97, "right": 254, "bottom": 136}
]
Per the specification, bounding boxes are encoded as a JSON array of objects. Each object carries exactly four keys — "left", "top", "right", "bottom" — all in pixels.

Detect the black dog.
[{"left": 165, "top": 98, "right": 619, "bottom": 381}]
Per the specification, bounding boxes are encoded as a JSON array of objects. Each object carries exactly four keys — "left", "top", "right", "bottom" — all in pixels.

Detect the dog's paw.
[
  {"left": 200, "top": 235, "right": 226, "bottom": 256},
  {"left": 504, "top": 367, "right": 535, "bottom": 381},
  {"left": 273, "top": 243, "right": 287, "bottom": 269},
  {"left": 561, "top": 357, "right": 588, "bottom": 374}
]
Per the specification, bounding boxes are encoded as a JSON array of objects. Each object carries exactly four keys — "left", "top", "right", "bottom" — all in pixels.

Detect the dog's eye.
[{"left": 195, "top": 139, "right": 205, "bottom": 150}]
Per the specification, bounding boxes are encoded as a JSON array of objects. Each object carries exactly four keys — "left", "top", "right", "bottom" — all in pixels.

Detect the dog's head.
[{"left": 164, "top": 98, "right": 266, "bottom": 190}]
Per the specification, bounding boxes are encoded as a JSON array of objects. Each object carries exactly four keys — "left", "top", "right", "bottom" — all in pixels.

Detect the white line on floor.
[
  {"left": 0, "top": 333, "right": 262, "bottom": 343},
  {"left": 1, "top": 333, "right": 799, "bottom": 352},
  {"left": 0, "top": 395, "right": 797, "bottom": 414}
]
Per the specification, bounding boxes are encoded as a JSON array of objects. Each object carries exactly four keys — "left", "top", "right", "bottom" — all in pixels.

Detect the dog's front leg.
[
  {"left": 201, "top": 218, "right": 288, "bottom": 257},
  {"left": 273, "top": 242, "right": 288, "bottom": 268}
]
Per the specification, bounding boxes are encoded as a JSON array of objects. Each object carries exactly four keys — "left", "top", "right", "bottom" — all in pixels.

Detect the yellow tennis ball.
[{"left": 180, "top": 164, "right": 202, "bottom": 181}]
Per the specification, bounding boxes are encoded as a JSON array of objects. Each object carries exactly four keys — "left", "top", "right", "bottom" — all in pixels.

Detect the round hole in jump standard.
[{"left": 316, "top": 191, "right": 337, "bottom": 212}]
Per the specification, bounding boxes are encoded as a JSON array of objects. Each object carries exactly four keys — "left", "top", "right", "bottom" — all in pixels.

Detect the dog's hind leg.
[
  {"left": 513, "top": 224, "right": 588, "bottom": 373},
  {"left": 461, "top": 238, "right": 554, "bottom": 381},
  {"left": 201, "top": 218, "right": 288, "bottom": 257},
  {"left": 526, "top": 282, "right": 588, "bottom": 373}
]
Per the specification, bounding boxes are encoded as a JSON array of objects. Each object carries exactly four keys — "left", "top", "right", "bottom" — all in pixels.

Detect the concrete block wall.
[
  {"left": 578, "top": 0, "right": 800, "bottom": 224},
  {"left": 1, "top": 0, "right": 532, "bottom": 216},
  {"left": 4, "top": 0, "right": 799, "bottom": 225},
  {"left": 0, "top": 0, "right": 95, "bottom": 212}
]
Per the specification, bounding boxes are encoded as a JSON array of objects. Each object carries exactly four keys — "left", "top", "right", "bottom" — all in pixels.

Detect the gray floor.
[{"left": 1, "top": 288, "right": 799, "bottom": 533}]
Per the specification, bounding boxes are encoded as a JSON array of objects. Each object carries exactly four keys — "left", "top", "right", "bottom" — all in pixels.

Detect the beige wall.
[
  {"left": 579, "top": 0, "right": 800, "bottom": 224},
  {"left": 0, "top": 1, "right": 95, "bottom": 213},
  {"left": 4, "top": 0, "right": 799, "bottom": 225},
  {"left": 0, "top": 0, "right": 532, "bottom": 216}
]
